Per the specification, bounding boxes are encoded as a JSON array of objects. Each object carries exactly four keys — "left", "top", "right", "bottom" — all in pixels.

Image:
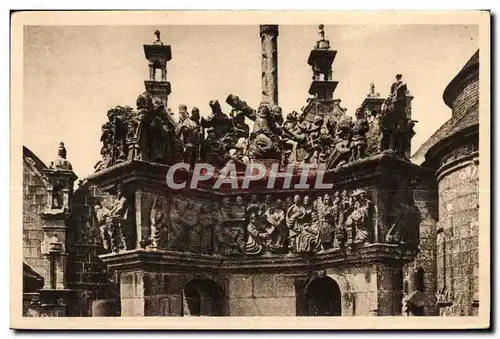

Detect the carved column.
[{"left": 260, "top": 25, "right": 279, "bottom": 106}]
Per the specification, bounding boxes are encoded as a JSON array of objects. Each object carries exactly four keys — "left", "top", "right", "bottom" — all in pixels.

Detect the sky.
[{"left": 23, "top": 24, "right": 479, "bottom": 180}]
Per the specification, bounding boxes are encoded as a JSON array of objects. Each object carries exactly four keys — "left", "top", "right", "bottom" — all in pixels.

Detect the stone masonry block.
[
  {"left": 253, "top": 274, "right": 275, "bottom": 298},
  {"left": 275, "top": 275, "right": 296, "bottom": 297},
  {"left": 229, "top": 275, "right": 253, "bottom": 298}
]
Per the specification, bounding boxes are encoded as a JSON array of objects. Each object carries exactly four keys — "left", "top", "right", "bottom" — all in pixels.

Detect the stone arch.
[
  {"left": 303, "top": 276, "right": 342, "bottom": 316},
  {"left": 183, "top": 279, "right": 225, "bottom": 316}
]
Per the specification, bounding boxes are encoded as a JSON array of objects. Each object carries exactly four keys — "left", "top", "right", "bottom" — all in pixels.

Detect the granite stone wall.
[
  {"left": 451, "top": 73, "right": 479, "bottom": 118},
  {"left": 436, "top": 155, "right": 479, "bottom": 316},
  {"left": 23, "top": 156, "right": 48, "bottom": 279}
]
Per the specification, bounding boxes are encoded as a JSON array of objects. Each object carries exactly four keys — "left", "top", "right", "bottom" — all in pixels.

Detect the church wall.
[
  {"left": 326, "top": 266, "right": 378, "bottom": 316},
  {"left": 23, "top": 158, "right": 48, "bottom": 278},
  {"left": 436, "top": 151, "right": 479, "bottom": 316},
  {"left": 451, "top": 73, "right": 479, "bottom": 118},
  {"left": 227, "top": 274, "right": 296, "bottom": 316}
]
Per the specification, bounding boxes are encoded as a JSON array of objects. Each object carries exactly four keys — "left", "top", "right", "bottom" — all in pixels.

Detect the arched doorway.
[
  {"left": 304, "top": 276, "right": 342, "bottom": 316},
  {"left": 183, "top": 279, "right": 224, "bottom": 316}
]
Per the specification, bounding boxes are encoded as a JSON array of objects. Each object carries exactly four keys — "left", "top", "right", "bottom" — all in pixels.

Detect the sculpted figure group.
[
  {"left": 94, "top": 74, "right": 415, "bottom": 172},
  {"left": 218, "top": 189, "right": 374, "bottom": 256},
  {"left": 94, "top": 187, "right": 374, "bottom": 256},
  {"left": 94, "top": 186, "right": 130, "bottom": 253}
]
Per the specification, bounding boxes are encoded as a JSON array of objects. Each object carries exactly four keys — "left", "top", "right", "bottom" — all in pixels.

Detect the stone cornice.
[{"left": 99, "top": 243, "right": 418, "bottom": 275}]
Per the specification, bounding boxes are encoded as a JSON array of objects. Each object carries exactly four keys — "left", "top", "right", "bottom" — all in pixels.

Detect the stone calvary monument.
[
  {"left": 80, "top": 25, "right": 430, "bottom": 317},
  {"left": 27, "top": 25, "right": 476, "bottom": 318}
]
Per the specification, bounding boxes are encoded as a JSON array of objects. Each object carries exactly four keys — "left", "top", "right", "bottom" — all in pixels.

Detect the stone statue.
[
  {"left": 317, "top": 193, "right": 336, "bottom": 250},
  {"left": 231, "top": 196, "right": 246, "bottom": 219},
  {"left": 379, "top": 74, "right": 410, "bottom": 157},
  {"left": 108, "top": 186, "right": 129, "bottom": 252},
  {"left": 350, "top": 107, "right": 370, "bottom": 161},
  {"left": 152, "top": 97, "right": 178, "bottom": 164},
  {"left": 152, "top": 30, "right": 164, "bottom": 45},
  {"left": 202, "top": 127, "right": 229, "bottom": 168},
  {"left": 226, "top": 95, "right": 282, "bottom": 160},
  {"left": 244, "top": 206, "right": 273, "bottom": 255},
  {"left": 327, "top": 116, "right": 353, "bottom": 168},
  {"left": 386, "top": 191, "right": 421, "bottom": 245},
  {"left": 271, "top": 105, "right": 284, "bottom": 127},
  {"left": 367, "top": 82, "right": 380, "bottom": 98},
  {"left": 281, "top": 111, "right": 301, "bottom": 163},
  {"left": 52, "top": 183, "right": 64, "bottom": 209},
  {"left": 248, "top": 101, "right": 283, "bottom": 159},
  {"left": 293, "top": 195, "right": 320, "bottom": 253},
  {"left": 148, "top": 196, "right": 167, "bottom": 249},
  {"left": 220, "top": 197, "right": 232, "bottom": 221},
  {"left": 95, "top": 106, "right": 132, "bottom": 171},
  {"left": 177, "top": 104, "right": 189, "bottom": 127},
  {"left": 95, "top": 203, "right": 112, "bottom": 251},
  {"left": 179, "top": 107, "right": 202, "bottom": 168},
  {"left": 266, "top": 199, "right": 288, "bottom": 252},
  {"left": 215, "top": 197, "right": 245, "bottom": 255},
  {"left": 286, "top": 194, "right": 306, "bottom": 247},
  {"left": 346, "top": 190, "right": 371, "bottom": 245},
  {"left": 301, "top": 115, "right": 324, "bottom": 163},
  {"left": 201, "top": 100, "right": 232, "bottom": 138}
]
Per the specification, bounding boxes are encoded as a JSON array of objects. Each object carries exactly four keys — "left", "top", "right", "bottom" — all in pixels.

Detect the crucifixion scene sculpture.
[{"left": 19, "top": 17, "right": 483, "bottom": 325}]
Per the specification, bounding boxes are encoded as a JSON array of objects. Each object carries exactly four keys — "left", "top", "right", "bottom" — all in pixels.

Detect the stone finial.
[
  {"left": 367, "top": 82, "right": 380, "bottom": 98},
  {"left": 50, "top": 142, "right": 72, "bottom": 170}
]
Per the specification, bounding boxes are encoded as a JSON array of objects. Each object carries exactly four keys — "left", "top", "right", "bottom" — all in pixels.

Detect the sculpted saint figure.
[
  {"left": 95, "top": 204, "right": 112, "bottom": 251},
  {"left": 350, "top": 108, "right": 370, "bottom": 161},
  {"left": 294, "top": 195, "right": 320, "bottom": 253},
  {"left": 244, "top": 208, "right": 272, "bottom": 255},
  {"left": 345, "top": 200, "right": 370, "bottom": 244},
  {"left": 148, "top": 196, "right": 167, "bottom": 249},
  {"left": 179, "top": 107, "right": 202, "bottom": 168},
  {"left": 177, "top": 104, "right": 189, "bottom": 127},
  {"left": 379, "top": 74, "right": 410, "bottom": 156},
  {"left": 317, "top": 193, "right": 336, "bottom": 250},
  {"left": 265, "top": 199, "right": 287, "bottom": 252},
  {"left": 286, "top": 194, "right": 306, "bottom": 247},
  {"left": 108, "top": 186, "right": 129, "bottom": 252},
  {"left": 326, "top": 116, "right": 353, "bottom": 169},
  {"left": 281, "top": 111, "right": 301, "bottom": 163},
  {"left": 245, "top": 101, "right": 282, "bottom": 159},
  {"left": 202, "top": 127, "right": 228, "bottom": 168},
  {"left": 231, "top": 196, "right": 246, "bottom": 219}
]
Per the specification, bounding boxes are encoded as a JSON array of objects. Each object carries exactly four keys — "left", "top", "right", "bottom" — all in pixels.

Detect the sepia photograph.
[{"left": 10, "top": 10, "right": 491, "bottom": 329}]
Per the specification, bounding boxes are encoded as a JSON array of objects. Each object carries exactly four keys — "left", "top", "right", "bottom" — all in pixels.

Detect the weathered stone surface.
[
  {"left": 229, "top": 275, "right": 253, "bottom": 298},
  {"left": 228, "top": 297, "right": 295, "bottom": 317},
  {"left": 253, "top": 274, "right": 275, "bottom": 298},
  {"left": 275, "top": 275, "right": 295, "bottom": 297}
]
